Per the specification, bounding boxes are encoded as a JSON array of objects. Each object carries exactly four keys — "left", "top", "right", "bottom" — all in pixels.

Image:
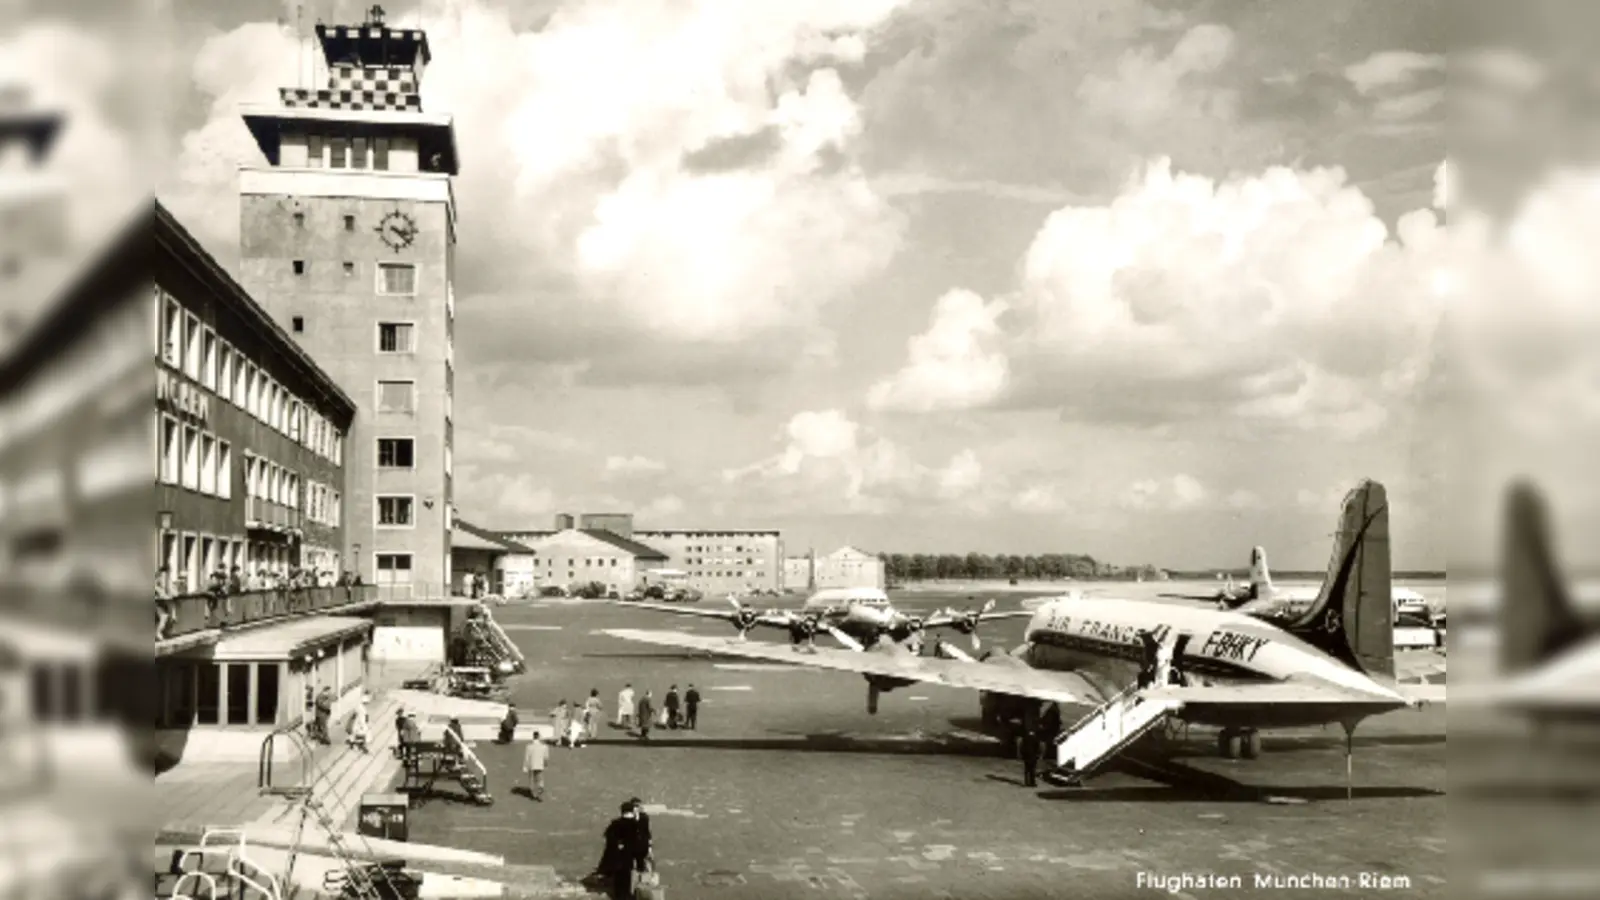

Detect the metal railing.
[
  {"left": 158, "top": 585, "right": 381, "bottom": 640},
  {"left": 245, "top": 497, "right": 304, "bottom": 531}
]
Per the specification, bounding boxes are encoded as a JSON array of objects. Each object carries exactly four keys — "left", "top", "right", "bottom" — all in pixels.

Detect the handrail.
[
  {"left": 172, "top": 870, "right": 219, "bottom": 900},
  {"left": 160, "top": 584, "right": 382, "bottom": 640},
  {"left": 1061, "top": 682, "right": 1141, "bottom": 738},
  {"left": 258, "top": 720, "right": 312, "bottom": 793},
  {"left": 230, "top": 849, "right": 284, "bottom": 900}
]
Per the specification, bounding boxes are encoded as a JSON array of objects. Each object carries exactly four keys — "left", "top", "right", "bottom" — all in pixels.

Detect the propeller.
[
  {"left": 823, "top": 624, "right": 864, "bottom": 652},
  {"left": 788, "top": 610, "right": 828, "bottom": 649},
  {"left": 726, "top": 595, "right": 762, "bottom": 640},
  {"left": 947, "top": 598, "right": 997, "bottom": 651}
]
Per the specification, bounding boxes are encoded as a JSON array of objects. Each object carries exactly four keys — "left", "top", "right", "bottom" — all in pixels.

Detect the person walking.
[
  {"left": 1019, "top": 722, "right": 1041, "bottom": 787},
  {"left": 683, "top": 684, "right": 701, "bottom": 730},
  {"left": 346, "top": 698, "right": 370, "bottom": 753},
  {"left": 551, "top": 700, "right": 572, "bottom": 747},
  {"left": 596, "top": 802, "right": 648, "bottom": 900},
  {"left": 521, "top": 733, "right": 549, "bottom": 801},
  {"left": 498, "top": 703, "right": 520, "bottom": 744},
  {"left": 635, "top": 691, "right": 655, "bottom": 741},
  {"left": 616, "top": 683, "right": 635, "bottom": 729},
  {"left": 664, "top": 685, "right": 681, "bottom": 730},
  {"left": 583, "top": 689, "right": 603, "bottom": 742}
]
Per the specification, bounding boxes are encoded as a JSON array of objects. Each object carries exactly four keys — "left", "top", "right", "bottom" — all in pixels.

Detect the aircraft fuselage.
[{"left": 994, "top": 597, "right": 1407, "bottom": 730}]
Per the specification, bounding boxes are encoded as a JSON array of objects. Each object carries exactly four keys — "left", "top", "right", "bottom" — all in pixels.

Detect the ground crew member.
[
  {"left": 664, "top": 685, "right": 681, "bottom": 729},
  {"left": 683, "top": 685, "right": 701, "bottom": 730},
  {"left": 1020, "top": 725, "right": 1041, "bottom": 787},
  {"left": 498, "top": 703, "right": 520, "bottom": 744},
  {"left": 636, "top": 691, "right": 655, "bottom": 741}
]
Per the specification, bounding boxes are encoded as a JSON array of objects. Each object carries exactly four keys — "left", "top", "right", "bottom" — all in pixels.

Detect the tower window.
[
  {"left": 378, "top": 438, "right": 415, "bottom": 469},
  {"left": 329, "top": 137, "right": 349, "bottom": 169},
  {"left": 343, "top": 262, "right": 355, "bottom": 276},
  {"left": 378, "top": 322, "right": 415, "bottom": 352},
  {"left": 292, "top": 260, "right": 305, "bottom": 275},
  {"left": 292, "top": 316, "right": 305, "bottom": 333},
  {"left": 344, "top": 215, "right": 355, "bottom": 231},
  {"left": 307, "top": 135, "right": 324, "bottom": 168},
  {"left": 293, "top": 212, "right": 304, "bottom": 228},
  {"left": 352, "top": 137, "right": 368, "bottom": 169},
  {"left": 377, "top": 262, "right": 416, "bottom": 295},
  {"left": 373, "top": 138, "right": 390, "bottom": 171}
]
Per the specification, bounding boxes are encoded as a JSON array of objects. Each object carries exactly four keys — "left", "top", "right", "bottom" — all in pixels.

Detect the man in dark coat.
[
  {"left": 597, "top": 802, "right": 648, "bottom": 900},
  {"left": 664, "top": 685, "right": 681, "bottom": 729},
  {"left": 636, "top": 691, "right": 655, "bottom": 741},
  {"left": 683, "top": 685, "right": 701, "bottom": 730}
]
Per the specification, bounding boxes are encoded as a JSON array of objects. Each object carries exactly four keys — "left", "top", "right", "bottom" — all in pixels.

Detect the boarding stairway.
[
  {"left": 398, "top": 721, "right": 493, "bottom": 807},
  {"left": 1049, "top": 685, "right": 1185, "bottom": 783},
  {"left": 455, "top": 605, "right": 526, "bottom": 674}
]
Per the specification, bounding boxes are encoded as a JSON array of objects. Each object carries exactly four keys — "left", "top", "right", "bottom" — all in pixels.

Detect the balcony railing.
[{"left": 156, "top": 584, "right": 380, "bottom": 642}]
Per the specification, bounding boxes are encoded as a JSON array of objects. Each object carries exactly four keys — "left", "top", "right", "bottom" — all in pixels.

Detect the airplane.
[
  {"left": 1161, "top": 545, "right": 1434, "bottom": 624},
  {"left": 614, "top": 585, "right": 1033, "bottom": 653},
  {"left": 605, "top": 479, "right": 1444, "bottom": 797}
]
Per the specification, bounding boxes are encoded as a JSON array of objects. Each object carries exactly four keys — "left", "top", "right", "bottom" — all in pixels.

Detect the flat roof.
[{"left": 210, "top": 615, "right": 371, "bottom": 660}]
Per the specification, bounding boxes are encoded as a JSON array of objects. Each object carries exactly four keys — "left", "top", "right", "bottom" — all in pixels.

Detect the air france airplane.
[
  {"left": 619, "top": 586, "right": 1031, "bottom": 652},
  {"left": 606, "top": 480, "right": 1443, "bottom": 795}
]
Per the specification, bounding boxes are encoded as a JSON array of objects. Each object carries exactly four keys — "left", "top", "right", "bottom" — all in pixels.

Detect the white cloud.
[
  {"left": 867, "top": 289, "right": 1009, "bottom": 412},
  {"left": 1342, "top": 51, "right": 1444, "bottom": 96},
  {"left": 604, "top": 455, "right": 668, "bottom": 476},
  {"left": 1077, "top": 24, "right": 1238, "bottom": 131},
  {"left": 1122, "top": 474, "right": 1208, "bottom": 512},
  {"left": 726, "top": 410, "right": 987, "bottom": 514},
  {"left": 640, "top": 494, "right": 686, "bottom": 520},
  {"left": 876, "top": 157, "right": 1452, "bottom": 433},
  {"left": 164, "top": 0, "right": 911, "bottom": 356}
]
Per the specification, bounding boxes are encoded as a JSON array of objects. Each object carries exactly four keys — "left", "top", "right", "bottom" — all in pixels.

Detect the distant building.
[
  {"left": 449, "top": 519, "right": 536, "bottom": 597},
  {"left": 498, "top": 511, "right": 783, "bottom": 594},
  {"left": 786, "top": 547, "right": 885, "bottom": 591},
  {"left": 501, "top": 516, "right": 669, "bottom": 595}
]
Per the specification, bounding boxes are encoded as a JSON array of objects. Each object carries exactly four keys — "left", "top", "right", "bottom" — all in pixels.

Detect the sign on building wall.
[{"left": 157, "top": 369, "right": 210, "bottom": 425}]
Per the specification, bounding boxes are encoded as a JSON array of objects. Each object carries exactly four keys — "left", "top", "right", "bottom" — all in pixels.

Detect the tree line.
[{"left": 874, "top": 552, "right": 1166, "bottom": 582}]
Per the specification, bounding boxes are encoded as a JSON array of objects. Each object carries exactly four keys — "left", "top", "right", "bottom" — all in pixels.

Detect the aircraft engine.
[
  {"left": 732, "top": 607, "right": 761, "bottom": 636},
  {"left": 862, "top": 641, "right": 917, "bottom": 713},
  {"left": 788, "top": 614, "right": 823, "bottom": 645}
]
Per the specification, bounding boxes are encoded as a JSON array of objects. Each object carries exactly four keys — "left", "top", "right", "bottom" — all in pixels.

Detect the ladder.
[
  {"left": 461, "top": 608, "right": 525, "bottom": 672},
  {"left": 1050, "top": 686, "right": 1184, "bottom": 783}
]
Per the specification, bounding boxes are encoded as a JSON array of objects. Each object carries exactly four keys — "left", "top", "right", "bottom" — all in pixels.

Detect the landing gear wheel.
[
  {"left": 1242, "top": 729, "right": 1262, "bottom": 759},
  {"left": 1218, "top": 729, "right": 1243, "bottom": 759}
]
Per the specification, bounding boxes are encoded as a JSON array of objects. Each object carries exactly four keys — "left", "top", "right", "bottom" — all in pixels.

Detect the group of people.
[
  {"left": 615, "top": 682, "right": 701, "bottom": 740},
  {"left": 153, "top": 562, "right": 365, "bottom": 638}
]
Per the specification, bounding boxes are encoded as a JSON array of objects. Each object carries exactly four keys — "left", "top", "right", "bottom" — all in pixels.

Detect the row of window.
[
  {"left": 542, "top": 558, "right": 621, "bottom": 567},
  {"left": 682, "top": 543, "right": 770, "bottom": 553},
  {"left": 306, "top": 134, "right": 398, "bottom": 172},
  {"left": 686, "top": 557, "right": 760, "bottom": 566},
  {"left": 243, "top": 452, "right": 301, "bottom": 512},
  {"left": 306, "top": 480, "right": 341, "bottom": 528},
  {"left": 157, "top": 415, "right": 233, "bottom": 499},
  {"left": 155, "top": 288, "right": 344, "bottom": 466},
  {"left": 288, "top": 259, "right": 416, "bottom": 296}
]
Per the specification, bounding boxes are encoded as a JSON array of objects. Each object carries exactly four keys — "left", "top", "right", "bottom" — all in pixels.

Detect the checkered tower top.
[{"left": 280, "top": 8, "right": 432, "bottom": 114}]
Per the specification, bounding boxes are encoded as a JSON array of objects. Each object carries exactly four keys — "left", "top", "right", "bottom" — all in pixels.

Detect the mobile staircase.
[
  {"left": 398, "top": 724, "right": 493, "bottom": 807},
  {"left": 456, "top": 606, "right": 526, "bottom": 674},
  {"left": 1047, "top": 685, "right": 1185, "bottom": 785}
]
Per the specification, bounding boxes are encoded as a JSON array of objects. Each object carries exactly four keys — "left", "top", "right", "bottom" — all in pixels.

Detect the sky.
[{"left": 10, "top": 0, "right": 1599, "bottom": 572}]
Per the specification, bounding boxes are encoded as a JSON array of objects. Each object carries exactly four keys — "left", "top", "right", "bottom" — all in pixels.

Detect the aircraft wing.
[
  {"left": 602, "top": 628, "right": 1103, "bottom": 705},
  {"left": 920, "top": 609, "right": 1035, "bottom": 630},
  {"left": 618, "top": 600, "right": 795, "bottom": 629}
]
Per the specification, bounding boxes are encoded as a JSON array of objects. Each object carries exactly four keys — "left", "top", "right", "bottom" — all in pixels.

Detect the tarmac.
[{"left": 400, "top": 591, "right": 1449, "bottom": 899}]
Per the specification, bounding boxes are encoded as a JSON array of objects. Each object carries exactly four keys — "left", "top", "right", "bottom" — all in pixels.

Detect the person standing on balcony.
[
  {"left": 155, "top": 567, "right": 175, "bottom": 639},
  {"left": 227, "top": 565, "right": 243, "bottom": 596}
]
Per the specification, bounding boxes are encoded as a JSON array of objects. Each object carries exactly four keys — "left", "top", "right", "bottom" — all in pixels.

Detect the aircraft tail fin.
[
  {"left": 1248, "top": 545, "right": 1270, "bottom": 598},
  {"left": 1500, "top": 481, "right": 1583, "bottom": 673},
  {"left": 1288, "top": 480, "right": 1395, "bottom": 679}
]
